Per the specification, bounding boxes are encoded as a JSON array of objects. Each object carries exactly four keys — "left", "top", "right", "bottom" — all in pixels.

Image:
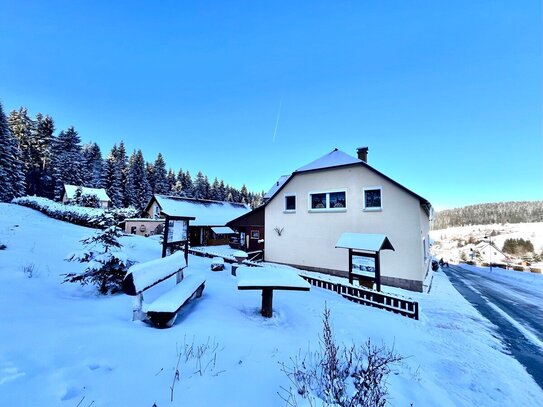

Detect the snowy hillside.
[{"left": 1, "top": 204, "right": 542, "bottom": 406}]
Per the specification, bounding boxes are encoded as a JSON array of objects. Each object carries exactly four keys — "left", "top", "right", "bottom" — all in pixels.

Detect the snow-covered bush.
[
  {"left": 64, "top": 212, "right": 134, "bottom": 294},
  {"left": 12, "top": 196, "right": 138, "bottom": 228},
  {"left": 280, "top": 307, "right": 403, "bottom": 407}
]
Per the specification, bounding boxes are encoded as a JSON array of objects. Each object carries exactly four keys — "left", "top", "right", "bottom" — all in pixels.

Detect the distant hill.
[{"left": 432, "top": 201, "right": 543, "bottom": 230}]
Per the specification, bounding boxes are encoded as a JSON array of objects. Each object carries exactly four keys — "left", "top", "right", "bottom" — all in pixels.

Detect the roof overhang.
[{"left": 335, "top": 233, "right": 395, "bottom": 253}]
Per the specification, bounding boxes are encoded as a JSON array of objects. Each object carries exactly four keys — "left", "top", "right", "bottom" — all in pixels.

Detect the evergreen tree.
[
  {"left": 82, "top": 142, "right": 103, "bottom": 188},
  {"left": 65, "top": 212, "right": 133, "bottom": 294},
  {"left": 217, "top": 179, "right": 226, "bottom": 201},
  {"left": 53, "top": 126, "right": 84, "bottom": 200},
  {"left": 34, "top": 114, "right": 55, "bottom": 198},
  {"left": 8, "top": 107, "right": 37, "bottom": 195},
  {"left": 152, "top": 153, "right": 169, "bottom": 194},
  {"left": 126, "top": 149, "right": 151, "bottom": 213},
  {"left": 113, "top": 141, "right": 129, "bottom": 207},
  {"left": 0, "top": 102, "right": 26, "bottom": 201},
  {"left": 166, "top": 169, "right": 176, "bottom": 194},
  {"left": 146, "top": 161, "right": 155, "bottom": 193},
  {"left": 102, "top": 152, "right": 123, "bottom": 207},
  {"left": 182, "top": 170, "right": 193, "bottom": 197},
  {"left": 240, "top": 184, "right": 249, "bottom": 203},
  {"left": 193, "top": 171, "right": 207, "bottom": 199},
  {"left": 210, "top": 177, "right": 221, "bottom": 200}
]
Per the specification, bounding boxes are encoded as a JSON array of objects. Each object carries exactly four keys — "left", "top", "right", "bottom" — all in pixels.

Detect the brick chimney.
[{"left": 357, "top": 147, "right": 368, "bottom": 162}]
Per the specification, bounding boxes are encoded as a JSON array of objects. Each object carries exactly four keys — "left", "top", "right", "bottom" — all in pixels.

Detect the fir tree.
[
  {"left": 34, "top": 114, "right": 55, "bottom": 198},
  {"left": 0, "top": 102, "right": 26, "bottom": 201},
  {"left": 126, "top": 149, "right": 151, "bottom": 213},
  {"left": 82, "top": 142, "right": 103, "bottom": 188},
  {"left": 193, "top": 171, "right": 207, "bottom": 199},
  {"left": 152, "top": 153, "right": 169, "bottom": 194},
  {"left": 146, "top": 161, "right": 155, "bottom": 193},
  {"left": 210, "top": 177, "right": 221, "bottom": 200},
  {"left": 53, "top": 126, "right": 84, "bottom": 200},
  {"left": 240, "top": 184, "right": 249, "bottom": 203},
  {"left": 102, "top": 152, "right": 123, "bottom": 208},
  {"left": 166, "top": 169, "right": 176, "bottom": 194},
  {"left": 113, "top": 141, "right": 129, "bottom": 207},
  {"left": 64, "top": 212, "right": 133, "bottom": 294},
  {"left": 182, "top": 170, "right": 193, "bottom": 197}
]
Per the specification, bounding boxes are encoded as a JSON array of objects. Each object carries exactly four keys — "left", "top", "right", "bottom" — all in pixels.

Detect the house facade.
[
  {"left": 263, "top": 148, "right": 432, "bottom": 292},
  {"left": 136, "top": 195, "right": 251, "bottom": 246}
]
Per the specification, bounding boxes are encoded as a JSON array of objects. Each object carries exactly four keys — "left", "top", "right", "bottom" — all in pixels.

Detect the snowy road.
[{"left": 443, "top": 264, "right": 543, "bottom": 389}]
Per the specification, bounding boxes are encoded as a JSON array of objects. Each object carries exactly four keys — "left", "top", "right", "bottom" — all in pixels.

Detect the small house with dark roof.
[
  {"left": 226, "top": 204, "right": 265, "bottom": 253},
  {"left": 124, "top": 195, "right": 251, "bottom": 246},
  {"left": 261, "top": 147, "right": 433, "bottom": 292}
]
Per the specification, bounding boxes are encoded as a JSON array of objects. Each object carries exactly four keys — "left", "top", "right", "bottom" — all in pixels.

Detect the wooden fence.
[{"left": 301, "top": 275, "right": 419, "bottom": 320}]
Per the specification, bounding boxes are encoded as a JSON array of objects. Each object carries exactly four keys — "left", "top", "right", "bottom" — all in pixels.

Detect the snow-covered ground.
[{"left": 1, "top": 204, "right": 542, "bottom": 406}]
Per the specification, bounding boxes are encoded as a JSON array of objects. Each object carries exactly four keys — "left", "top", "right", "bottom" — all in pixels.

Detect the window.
[
  {"left": 363, "top": 187, "right": 382, "bottom": 211},
  {"left": 285, "top": 195, "right": 296, "bottom": 211},
  {"left": 250, "top": 230, "right": 260, "bottom": 239},
  {"left": 309, "top": 191, "right": 347, "bottom": 211}
]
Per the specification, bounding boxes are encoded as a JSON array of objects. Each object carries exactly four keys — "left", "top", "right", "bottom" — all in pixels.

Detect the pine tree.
[
  {"left": 82, "top": 142, "right": 103, "bottom": 188},
  {"left": 113, "top": 141, "right": 129, "bottom": 207},
  {"left": 146, "top": 161, "right": 155, "bottom": 193},
  {"left": 102, "top": 152, "right": 123, "bottom": 207},
  {"left": 0, "top": 102, "right": 26, "bottom": 201},
  {"left": 182, "top": 170, "right": 193, "bottom": 197},
  {"left": 8, "top": 107, "right": 37, "bottom": 195},
  {"left": 34, "top": 114, "right": 55, "bottom": 198},
  {"left": 193, "top": 171, "right": 206, "bottom": 199},
  {"left": 65, "top": 212, "right": 133, "bottom": 294},
  {"left": 53, "top": 126, "right": 84, "bottom": 200},
  {"left": 240, "top": 184, "right": 249, "bottom": 203},
  {"left": 126, "top": 149, "right": 151, "bottom": 213},
  {"left": 152, "top": 153, "right": 169, "bottom": 194},
  {"left": 166, "top": 169, "right": 176, "bottom": 194},
  {"left": 210, "top": 177, "right": 220, "bottom": 200}
]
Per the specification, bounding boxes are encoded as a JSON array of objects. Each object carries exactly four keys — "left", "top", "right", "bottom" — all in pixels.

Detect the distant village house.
[{"left": 62, "top": 184, "right": 111, "bottom": 209}]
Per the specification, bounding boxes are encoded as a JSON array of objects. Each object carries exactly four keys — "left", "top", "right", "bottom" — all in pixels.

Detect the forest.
[
  {"left": 433, "top": 201, "right": 543, "bottom": 229},
  {"left": 0, "top": 104, "right": 263, "bottom": 213}
]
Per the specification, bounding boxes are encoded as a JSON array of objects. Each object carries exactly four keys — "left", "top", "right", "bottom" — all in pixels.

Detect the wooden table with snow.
[{"left": 236, "top": 266, "right": 311, "bottom": 317}]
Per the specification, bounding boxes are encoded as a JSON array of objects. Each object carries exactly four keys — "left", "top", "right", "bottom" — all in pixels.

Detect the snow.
[
  {"left": 155, "top": 195, "right": 251, "bottom": 227},
  {"left": 127, "top": 250, "right": 186, "bottom": 293},
  {"left": 295, "top": 148, "right": 361, "bottom": 173},
  {"left": 211, "top": 257, "right": 224, "bottom": 265},
  {"left": 210, "top": 226, "right": 235, "bottom": 234},
  {"left": 147, "top": 273, "right": 205, "bottom": 313},
  {"left": 237, "top": 266, "right": 311, "bottom": 289},
  {"left": 335, "top": 232, "right": 394, "bottom": 252},
  {"left": 1, "top": 203, "right": 542, "bottom": 406},
  {"left": 264, "top": 175, "right": 290, "bottom": 199},
  {"left": 64, "top": 184, "right": 111, "bottom": 202}
]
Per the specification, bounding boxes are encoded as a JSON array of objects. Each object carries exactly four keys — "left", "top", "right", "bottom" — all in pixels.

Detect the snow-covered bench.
[{"left": 122, "top": 251, "right": 205, "bottom": 328}]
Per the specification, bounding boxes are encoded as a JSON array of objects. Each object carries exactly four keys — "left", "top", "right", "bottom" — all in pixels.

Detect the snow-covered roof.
[
  {"left": 295, "top": 148, "right": 361, "bottom": 173},
  {"left": 335, "top": 233, "right": 395, "bottom": 252},
  {"left": 211, "top": 226, "right": 235, "bottom": 235},
  {"left": 152, "top": 195, "right": 251, "bottom": 227},
  {"left": 64, "top": 184, "right": 111, "bottom": 202},
  {"left": 264, "top": 175, "right": 290, "bottom": 199}
]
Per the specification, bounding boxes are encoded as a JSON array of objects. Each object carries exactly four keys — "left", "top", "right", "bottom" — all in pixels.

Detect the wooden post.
[
  {"left": 176, "top": 268, "right": 184, "bottom": 284},
  {"left": 184, "top": 240, "right": 189, "bottom": 265},
  {"left": 162, "top": 217, "right": 170, "bottom": 258},
  {"left": 133, "top": 293, "right": 143, "bottom": 321},
  {"left": 261, "top": 289, "right": 273, "bottom": 318},
  {"left": 375, "top": 252, "right": 381, "bottom": 292},
  {"left": 348, "top": 249, "right": 353, "bottom": 285}
]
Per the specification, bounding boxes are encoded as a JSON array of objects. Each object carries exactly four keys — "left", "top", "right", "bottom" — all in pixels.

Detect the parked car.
[{"left": 229, "top": 235, "right": 242, "bottom": 249}]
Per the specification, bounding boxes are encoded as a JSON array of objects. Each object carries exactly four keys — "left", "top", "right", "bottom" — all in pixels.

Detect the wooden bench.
[{"left": 122, "top": 251, "right": 206, "bottom": 328}]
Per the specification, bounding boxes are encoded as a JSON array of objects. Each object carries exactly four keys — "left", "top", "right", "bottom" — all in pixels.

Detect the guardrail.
[{"left": 301, "top": 275, "right": 419, "bottom": 320}]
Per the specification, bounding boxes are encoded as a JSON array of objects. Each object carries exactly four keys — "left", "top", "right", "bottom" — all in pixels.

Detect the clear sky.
[{"left": 1, "top": 1, "right": 541, "bottom": 211}]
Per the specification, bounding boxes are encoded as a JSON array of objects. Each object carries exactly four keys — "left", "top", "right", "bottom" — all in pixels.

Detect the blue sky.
[{"left": 0, "top": 1, "right": 541, "bottom": 210}]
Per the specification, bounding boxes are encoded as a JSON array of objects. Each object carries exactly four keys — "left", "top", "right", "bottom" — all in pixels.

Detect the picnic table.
[{"left": 236, "top": 266, "right": 311, "bottom": 317}]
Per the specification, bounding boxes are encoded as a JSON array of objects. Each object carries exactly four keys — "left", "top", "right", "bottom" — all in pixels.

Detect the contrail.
[{"left": 272, "top": 97, "right": 282, "bottom": 143}]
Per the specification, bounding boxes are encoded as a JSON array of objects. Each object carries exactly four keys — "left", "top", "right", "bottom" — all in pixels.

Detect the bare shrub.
[{"left": 279, "top": 306, "right": 403, "bottom": 407}]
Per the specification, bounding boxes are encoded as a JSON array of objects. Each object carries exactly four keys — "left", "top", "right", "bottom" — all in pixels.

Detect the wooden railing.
[{"left": 301, "top": 275, "right": 419, "bottom": 320}]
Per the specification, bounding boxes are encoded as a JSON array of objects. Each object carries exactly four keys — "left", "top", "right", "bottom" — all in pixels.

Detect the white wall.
[{"left": 264, "top": 166, "right": 429, "bottom": 283}]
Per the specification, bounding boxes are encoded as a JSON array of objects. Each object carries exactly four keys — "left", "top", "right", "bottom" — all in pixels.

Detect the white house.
[
  {"left": 474, "top": 242, "right": 509, "bottom": 265},
  {"left": 62, "top": 184, "right": 111, "bottom": 209},
  {"left": 263, "top": 148, "right": 433, "bottom": 292}
]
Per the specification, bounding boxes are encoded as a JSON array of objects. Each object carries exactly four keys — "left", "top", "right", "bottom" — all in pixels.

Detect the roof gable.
[
  {"left": 295, "top": 148, "right": 361, "bottom": 173},
  {"left": 151, "top": 195, "right": 251, "bottom": 227},
  {"left": 264, "top": 148, "right": 432, "bottom": 216}
]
